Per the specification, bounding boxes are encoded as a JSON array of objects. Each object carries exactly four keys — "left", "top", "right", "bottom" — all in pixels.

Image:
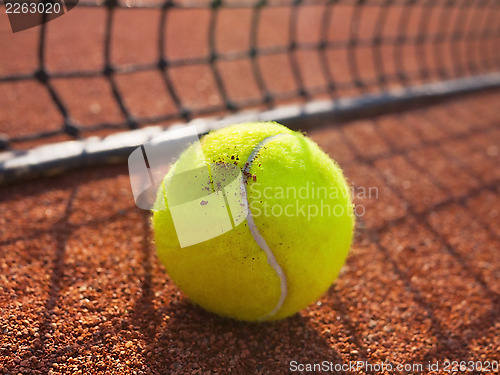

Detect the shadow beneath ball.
[{"left": 137, "top": 296, "right": 345, "bottom": 374}]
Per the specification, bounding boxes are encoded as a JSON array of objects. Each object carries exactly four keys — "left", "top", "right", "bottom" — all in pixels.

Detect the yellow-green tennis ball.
[{"left": 153, "top": 122, "right": 354, "bottom": 321}]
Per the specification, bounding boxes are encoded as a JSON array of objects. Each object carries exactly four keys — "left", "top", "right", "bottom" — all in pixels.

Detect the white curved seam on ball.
[{"left": 243, "top": 133, "right": 290, "bottom": 321}]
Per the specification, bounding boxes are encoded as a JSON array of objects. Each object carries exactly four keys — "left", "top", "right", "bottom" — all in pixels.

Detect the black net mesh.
[{"left": 0, "top": 0, "right": 499, "bottom": 151}]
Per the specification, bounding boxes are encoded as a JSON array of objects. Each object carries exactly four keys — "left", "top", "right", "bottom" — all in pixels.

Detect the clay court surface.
[{"left": 1, "top": 3, "right": 500, "bottom": 375}]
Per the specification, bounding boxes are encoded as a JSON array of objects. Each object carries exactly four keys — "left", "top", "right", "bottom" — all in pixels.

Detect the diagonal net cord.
[{"left": 243, "top": 134, "right": 289, "bottom": 321}]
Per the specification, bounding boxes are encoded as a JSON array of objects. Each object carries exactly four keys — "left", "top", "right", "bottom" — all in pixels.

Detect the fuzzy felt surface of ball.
[{"left": 153, "top": 122, "right": 354, "bottom": 321}]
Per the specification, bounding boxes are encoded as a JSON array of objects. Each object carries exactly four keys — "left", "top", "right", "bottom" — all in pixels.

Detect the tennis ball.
[{"left": 153, "top": 122, "right": 354, "bottom": 321}]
